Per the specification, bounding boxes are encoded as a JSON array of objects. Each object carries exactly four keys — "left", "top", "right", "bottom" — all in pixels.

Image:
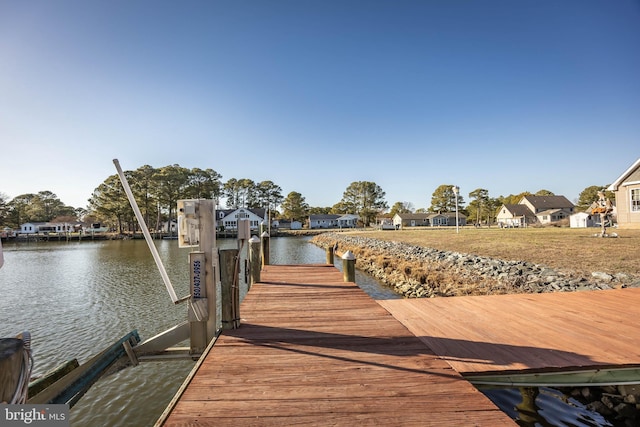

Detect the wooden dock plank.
[
  {"left": 378, "top": 288, "right": 640, "bottom": 376},
  {"left": 160, "top": 265, "right": 514, "bottom": 426}
]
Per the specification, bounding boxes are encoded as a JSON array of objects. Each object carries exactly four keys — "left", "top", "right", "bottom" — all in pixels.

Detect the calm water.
[
  {"left": 0, "top": 236, "right": 397, "bottom": 426},
  {"left": 0, "top": 237, "right": 614, "bottom": 426}
]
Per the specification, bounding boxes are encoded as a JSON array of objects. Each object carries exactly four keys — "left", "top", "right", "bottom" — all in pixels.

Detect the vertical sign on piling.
[
  {"left": 188, "top": 251, "right": 207, "bottom": 350},
  {"left": 179, "top": 199, "right": 218, "bottom": 354}
]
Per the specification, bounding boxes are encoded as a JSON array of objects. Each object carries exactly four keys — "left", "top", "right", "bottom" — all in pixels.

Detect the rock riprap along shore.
[{"left": 311, "top": 233, "right": 639, "bottom": 298}]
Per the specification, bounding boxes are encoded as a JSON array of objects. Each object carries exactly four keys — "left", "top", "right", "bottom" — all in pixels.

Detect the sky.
[{"left": 1, "top": 0, "right": 639, "bottom": 211}]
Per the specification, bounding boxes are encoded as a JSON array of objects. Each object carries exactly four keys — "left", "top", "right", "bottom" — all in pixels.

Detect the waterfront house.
[
  {"left": 309, "top": 214, "right": 339, "bottom": 229},
  {"left": 20, "top": 222, "right": 75, "bottom": 234},
  {"left": 276, "top": 219, "right": 302, "bottom": 230},
  {"left": 607, "top": 157, "right": 640, "bottom": 229},
  {"left": 217, "top": 208, "right": 265, "bottom": 231},
  {"left": 161, "top": 219, "right": 178, "bottom": 233},
  {"left": 309, "top": 214, "right": 359, "bottom": 229},
  {"left": 336, "top": 214, "right": 359, "bottom": 228}
]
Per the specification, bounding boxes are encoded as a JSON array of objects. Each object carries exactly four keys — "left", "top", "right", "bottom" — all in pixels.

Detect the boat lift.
[{"left": 0, "top": 160, "right": 240, "bottom": 407}]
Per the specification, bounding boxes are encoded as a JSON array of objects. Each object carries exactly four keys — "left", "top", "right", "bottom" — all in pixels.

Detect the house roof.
[
  {"left": 395, "top": 213, "right": 430, "bottom": 220},
  {"left": 501, "top": 204, "right": 535, "bottom": 217},
  {"left": 337, "top": 214, "right": 359, "bottom": 219},
  {"left": 438, "top": 212, "right": 467, "bottom": 219},
  {"left": 536, "top": 208, "right": 565, "bottom": 216},
  {"left": 608, "top": 157, "right": 640, "bottom": 191},
  {"left": 309, "top": 214, "right": 340, "bottom": 220},
  {"left": 520, "top": 195, "right": 574, "bottom": 209},
  {"left": 218, "top": 208, "right": 266, "bottom": 219}
]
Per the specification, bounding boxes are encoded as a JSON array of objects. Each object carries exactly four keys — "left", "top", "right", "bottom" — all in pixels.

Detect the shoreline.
[{"left": 311, "top": 232, "right": 640, "bottom": 298}]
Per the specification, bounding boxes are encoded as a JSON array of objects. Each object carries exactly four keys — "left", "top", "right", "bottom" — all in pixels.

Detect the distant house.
[
  {"left": 217, "top": 208, "right": 265, "bottom": 231},
  {"left": 392, "top": 213, "right": 430, "bottom": 228},
  {"left": 309, "top": 214, "right": 339, "bottom": 229},
  {"left": 378, "top": 218, "right": 395, "bottom": 230},
  {"left": 276, "top": 219, "right": 303, "bottom": 230},
  {"left": 392, "top": 212, "right": 466, "bottom": 228},
  {"left": 570, "top": 212, "right": 597, "bottom": 228},
  {"left": 607, "top": 157, "right": 640, "bottom": 229},
  {"left": 337, "top": 214, "right": 359, "bottom": 228},
  {"left": 309, "top": 214, "right": 359, "bottom": 229},
  {"left": 20, "top": 222, "right": 75, "bottom": 234},
  {"left": 428, "top": 213, "right": 448, "bottom": 227},
  {"left": 161, "top": 219, "right": 178, "bottom": 233},
  {"left": 438, "top": 212, "right": 467, "bottom": 227},
  {"left": 496, "top": 205, "right": 536, "bottom": 227},
  {"left": 496, "top": 195, "right": 574, "bottom": 227}
]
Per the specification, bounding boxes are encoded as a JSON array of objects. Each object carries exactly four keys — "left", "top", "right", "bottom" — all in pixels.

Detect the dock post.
[
  {"left": 342, "top": 250, "right": 356, "bottom": 283},
  {"left": 220, "top": 249, "right": 240, "bottom": 329},
  {"left": 326, "top": 245, "right": 334, "bottom": 265},
  {"left": 261, "top": 231, "right": 270, "bottom": 266},
  {"left": 249, "top": 236, "right": 261, "bottom": 288},
  {"left": 186, "top": 199, "right": 218, "bottom": 354}
]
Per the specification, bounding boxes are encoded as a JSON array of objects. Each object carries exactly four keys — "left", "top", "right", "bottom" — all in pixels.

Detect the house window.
[{"left": 631, "top": 189, "right": 640, "bottom": 212}]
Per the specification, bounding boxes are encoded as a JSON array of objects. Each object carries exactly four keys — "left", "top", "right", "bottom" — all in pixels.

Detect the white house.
[
  {"left": 309, "top": 214, "right": 359, "bottom": 229},
  {"left": 20, "top": 222, "right": 75, "bottom": 234},
  {"left": 217, "top": 208, "right": 265, "bottom": 231},
  {"left": 161, "top": 219, "right": 178, "bottom": 233},
  {"left": 336, "top": 214, "right": 359, "bottom": 228},
  {"left": 309, "top": 214, "right": 338, "bottom": 229}
]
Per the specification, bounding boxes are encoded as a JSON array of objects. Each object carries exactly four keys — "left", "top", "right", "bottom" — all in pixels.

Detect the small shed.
[{"left": 570, "top": 212, "right": 597, "bottom": 228}]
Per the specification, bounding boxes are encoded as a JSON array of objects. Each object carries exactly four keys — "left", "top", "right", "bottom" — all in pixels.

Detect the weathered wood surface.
[
  {"left": 160, "top": 264, "right": 513, "bottom": 426},
  {"left": 0, "top": 338, "right": 23, "bottom": 403},
  {"left": 378, "top": 288, "right": 640, "bottom": 376}
]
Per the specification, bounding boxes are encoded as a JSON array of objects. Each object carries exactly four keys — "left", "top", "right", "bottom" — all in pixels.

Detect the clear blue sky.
[{"left": 1, "top": 0, "right": 639, "bottom": 210}]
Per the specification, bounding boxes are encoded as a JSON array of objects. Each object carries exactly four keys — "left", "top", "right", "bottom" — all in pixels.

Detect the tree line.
[{"left": 0, "top": 163, "right": 613, "bottom": 231}]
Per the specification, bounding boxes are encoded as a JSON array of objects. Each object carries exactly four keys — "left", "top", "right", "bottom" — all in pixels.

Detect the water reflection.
[
  {"left": 0, "top": 236, "right": 397, "bottom": 426},
  {"left": 480, "top": 386, "right": 613, "bottom": 427},
  {"left": 1, "top": 237, "right": 614, "bottom": 426}
]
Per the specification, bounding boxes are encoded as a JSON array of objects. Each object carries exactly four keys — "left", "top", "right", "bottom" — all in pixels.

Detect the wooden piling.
[
  {"left": 249, "top": 236, "right": 261, "bottom": 288},
  {"left": 341, "top": 250, "right": 356, "bottom": 282},
  {"left": 220, "top": 249, "right": 240, "bottom": 329},
  {"left": 326, "top": 245, "right": 334, "bottom": 264},
  {"left": 261, "top": 231, "right": 270, "bottom": 266}
]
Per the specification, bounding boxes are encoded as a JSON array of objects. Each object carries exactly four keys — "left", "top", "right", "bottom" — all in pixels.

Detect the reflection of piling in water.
[{"left": 516, "top": 387, "right": 542, "bottom": 426}]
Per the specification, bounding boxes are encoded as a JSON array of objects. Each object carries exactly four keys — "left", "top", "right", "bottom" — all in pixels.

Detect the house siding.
[
  {"left": 608, "top": 158, "right": 640, "bottom": 229},
  {"left": 615, "top": 184, "right": 640, "bottom": 228}
]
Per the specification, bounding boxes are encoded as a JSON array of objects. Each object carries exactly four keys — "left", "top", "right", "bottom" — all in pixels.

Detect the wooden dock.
[
  {"left": 378, "top": 287, "right": 640, "bottom": 385},
  {"left": 158, "top": 264, "right": 514, "bottom": 426}
]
